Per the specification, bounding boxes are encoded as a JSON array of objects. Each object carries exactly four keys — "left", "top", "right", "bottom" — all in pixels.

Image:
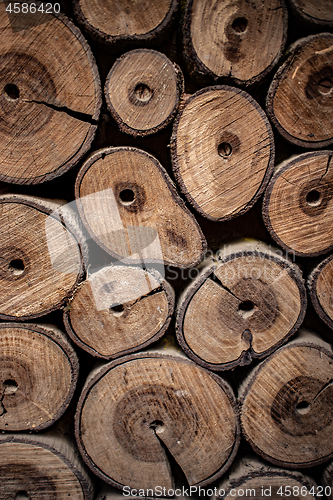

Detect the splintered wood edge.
[
  {"left": 266, "top": 33, "right": 333, "bottom": 148},
  {"left": 0, "top": 12, "right": 102, "bottom": 185},
  {"left": 308, "top": 253, "right": 333, "bottom": 330},
  {"left": 238, "top": 331, "right": 333, "bottom": 468},
  {"left": 63, "top": 268, "right": 175, "bottom": 359},
  {"left": 74, "top": 351, "right": 241, "bottom": 489},
  {"left": 262, "top": 150, "right": 333, "bottom": 257},
  {"left": 104, "top": 52, "right": 184, "bottom": 137},
  {"left": 74, "top": 146, "right": 207, "bottom": 268},
  {"left": 72, "top": 0, "right": 179, "bottom": 46},
  {"left": 0, "top": 432, "right": 94, "bottom": 500},
  {"left": 170, "top": 85, "right": 275, "bottom": 222},
  {"left": 0, "top": 194, "right": 87, "bottom": 321},
  {"left": 0, "top": 322, "right": 79, "bottom": 430},
  {"left": 181, "top": 0, "right": 288, "bottom": 87},
  {"left": 175, "top": 248, "right": 306, "bottom": 371}
]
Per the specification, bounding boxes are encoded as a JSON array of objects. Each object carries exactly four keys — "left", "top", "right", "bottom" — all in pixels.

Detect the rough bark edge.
[
  {"left": 75, "top": 146, "right": 207, "bottom": 268},
  {"left": 238, "top": 329, "right": 333, "bottom": 469},
  {"left": 308, "top": 252, "right": 333, "bottom": 331},
  {"left": 266, "top": 33, "right": 333, "bottom": 149},
  {"left": 322, "top": 459, "right": 333, "bottom": 500},
  {"left": 63, "top": 266, "right": 175, "bottom": 359},
  {"left": 182, "top": 0, "right": 288, "bottom": 87},
  {"left": 105, "top": 50, "right": 184, "bottom": 137},
  {"left": 0, "top": 194, "right": 88, "bottom": 321},
  {"left": 288, "top": 0, "right": 333, "bottom": 27},
  {"left": 175, "top": 244, "right": 306, "bottom": 371},
  {"left": 0, "top": 322, "right": 79, "bottom": 432},
  {"left": 72, "top": 0, "right": 179, "bottom": 47},
  {"left": 0, "top": 11, "right": 102, "bottom": 185},
  {"left": 170, "top": 85, "right": 275, "bottom": 222},
  {"left": 74, "top": 351, "right": 241, "bottom": 490},
  {"left": 262, "top": 150, "right": 333, "bottom": 257},
  {"left": 0, "top": 432, "right": 94, "bottom": 500}
]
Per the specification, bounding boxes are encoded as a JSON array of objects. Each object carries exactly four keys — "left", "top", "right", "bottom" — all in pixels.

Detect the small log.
[
  {"left": 212, "top": 455, "right": 317, "bottom": 500},
  {"left": 266, "top": 33, "right": 333, "bottom": 148},
  {"left": 105, "top": 49, "right": 183, "bottom": 137},
  {"left": 288, "top": 0, "right": 333, "bottom": 26},
  {"left": 308, "top": 253, "right": 333, "bottom": 330},
  {"left": 240, "top": 330, "right": 333, "bottom": 468},
  {"left": 176, "top": 240, "right": 306, "bottom": 371},
  {"left": 182, "top": 0, "right": 287, "bottom": 86},
  {"left": 0, "top": 323, "right": 78, "bottom": 431},
  {"left": 64, "top": 265, "right": 174, "bottom": 359},
  {"left": 73, "top": 0, "right": 178, "bottom": 46},
  {"left": 0, "top": 194, "right": 86, "bottom": 320},
  {"left": 0, "top": 4, "right": 101, "bottom": 184},
  {"left": 75, "top": 147, "right": 206, "bottom": 268},
  {"left": 75, "top": 350, "right": 240, "bottom": 491},
  {"left": 263, "top": 150, "right": 333, "bottom": 257},
  {"left": 170, "top": 86, "right": 274, "bottom": 221},
  {"left": 323, "top": 460, "right": 333, "bottom": 500},
  {"left": 0, "top": 432, "right": 93, "bottom": 499}
]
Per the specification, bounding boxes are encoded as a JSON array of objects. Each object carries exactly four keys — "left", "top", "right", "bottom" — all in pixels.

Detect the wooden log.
[
  {"left": 239, "top": 330, "right": 333, "bottom": 468},
  {"left": 64, "top": 265, "right": 174, "bottom": 359},
  {"left": 75, "top": 147, "right": 206, "bottom": 268},
  {"left": 176, "top": 240, "right": 306, "bottom": 371},
  {"left": 182, "top": 0, "right": 287, "bottom": 86},
  {"left": 266, "top": 33, "right": 333, "bottom": 148},
  {"left": 323, "top": 460, "right": 333, "bottom": 499},
  {"left": 75, "top": 350, "right": 240, "bottom": 491},
  {"left": 212, "top": 455, "right": 317, "bottom": 500},
  {"left": 288, "top": 0, "right": 333, "bottom": 27},
  {"left": 73, "top": 0, "right": 178, "bottom": 46},
  {"left": 0, "top": 194, "right": 87, "bottom": 320},
  {"left": 0, "top": 4, "right": 101, "bottom": 184},
  {"left": 308, "top": 253, "right": 333, "bottom": 330},
  {"left": 0, "top": 323, "right": 78, "bottom": 431},
  {"left": 170, "top": 86, "right": 274, "bottom": 221},
  {"left": 262, "top": 151, "right": 333, "bottom": 257},
  {"left": 0, "top": 432, "right": 93, "bottom": 499},
  {"left": 105, "top": 49, "right": 183, "bottom": 137}
]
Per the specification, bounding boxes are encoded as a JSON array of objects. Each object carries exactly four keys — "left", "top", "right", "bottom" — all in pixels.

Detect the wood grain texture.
[
  {"left": 0, "top": 432, "right": 93, "bottom": 499},
  {"left": 105, "top": 49, "right": 183, "bottom": 136},
  {"left": 289, "top": 0, "right": 333, "bottom": 26},
  {"left": 263, "top": 151, "right": 333, "bottom": 257},
  {"left": 75, "top": 147, "right": 206, "bottom": 268},
  {"left": 176, "top": 240, "right": 306, "bottom": 371},
  {"left": 75, "top": 351, "right": 240, "bottom": 491},
  {"left": 212, "top": 455, "right": 317, "bottom": 500},
  {"left": 73, "top": 0, "right": 178, "bottom": 45},
  {"left": 0, "top": 323, "right": 78, "bottom": 431},
  {"left": 240, "top": 331, "right": 333, "bottom": 468},
  {"left": 308, "top": 253, "right": 333, "bottom": 331},
  {"left": 182, "top": 0, "right": 287, "bottom": 86},
  {"left": 170, "top": 86, "right": 274, "bottom": 221},
  {"left": 266, "top": 33, "right": 333, "bottom": 148},
  {"left": 323, "top": 459, "right": 333, "bottom": 500},
  {"left": 0, "top": 194, "right": 86, "bottom": 320},
  {"left": 64, "top": 265, "right": 174, "bottom": 359},
  {"left": 0, "top": 4, "right": 101, "bottom": 184}
]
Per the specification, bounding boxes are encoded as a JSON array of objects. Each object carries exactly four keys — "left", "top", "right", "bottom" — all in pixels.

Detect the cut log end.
[
  {"left": 75, "top": 353, "right": 240, "bottom": 491},
  {"left": 289, "top": 0, "right": 333, "bottom": 26},
  {"left": 105, "top": 49, "right": 183, "bottom": 136},
  {"left": 308, "top": 253, "right": 333, "bottom": 330}
]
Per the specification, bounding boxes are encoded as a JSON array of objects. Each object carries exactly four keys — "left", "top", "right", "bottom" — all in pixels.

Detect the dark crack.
[
  {"left": 313, "top": 378, "right": 333, "bottom": 403},
  {"left": 24, "top": 99, "right": 99, "bottom": 125},
  {"left": 210, "top": 273, "right": 241, "bottom": 301}
]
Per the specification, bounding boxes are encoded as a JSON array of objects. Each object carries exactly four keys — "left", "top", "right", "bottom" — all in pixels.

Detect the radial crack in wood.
[
  {"left": 266, "top": 33, "right": 333, "bottom": 148},
  {"left": 75, "top": 147, "right": 206, "bottom": 268},
  {"left": 105, "top": 49, "right": 183, "bottom": 136},
  {"left": 182, "top": 0, "right": 287, "bottom": 86},
  {"left": 263, "top": 151, "right": 333, "bottom": 256},
  {"left": 176, "top": 241, "right": 306, "bottom": 370},
  {"left": 64, "top": 265, "right": 175, "bottom": 359},
  {"left": 240, "top": 330, "right": 333, "bottom": 468},
  {"left": 0, "top": 4, "right": 101, "bottom": 184},
  {"left": 170, "top": 86, "right": 274, "bottom": 221},
  {"left": 75, "top": 352, "right": 240, "bottom": 491}
]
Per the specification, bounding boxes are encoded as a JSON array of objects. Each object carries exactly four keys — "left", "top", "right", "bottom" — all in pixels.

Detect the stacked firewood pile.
[{"left": 0, "top": 0, "right": 333, "bottom": 498}]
